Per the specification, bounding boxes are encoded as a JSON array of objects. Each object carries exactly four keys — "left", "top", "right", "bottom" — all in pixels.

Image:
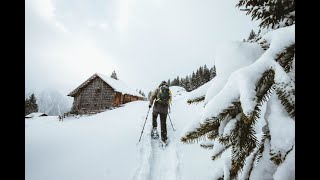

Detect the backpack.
[{"left": 156, "top": 85, "right": 170, "bottom": 105}]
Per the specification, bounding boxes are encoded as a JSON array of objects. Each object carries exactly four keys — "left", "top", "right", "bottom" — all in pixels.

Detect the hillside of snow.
[{"left": 26, "top": 86, "right": 217, "bottom": 180}]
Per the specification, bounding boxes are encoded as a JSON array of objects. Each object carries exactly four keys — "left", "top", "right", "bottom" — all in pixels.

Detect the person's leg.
[
  {"left": 159, "top": 113, "right": 168, "bottom": 142},
  {"left": 151, "top": 112, "right": 159, "bottom": 139},
  {"left": 152, "top": 112, "right": 158, "bottom": 128}
]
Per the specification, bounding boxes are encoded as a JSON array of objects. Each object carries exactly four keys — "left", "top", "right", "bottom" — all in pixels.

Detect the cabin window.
[{"left": 95, "top": 88, "right": 101, "bottom": 93}]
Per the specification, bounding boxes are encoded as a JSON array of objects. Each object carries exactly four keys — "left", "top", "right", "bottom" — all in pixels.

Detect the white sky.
[{"left": 25, "top": 0, "right": 259, "bottom": 95}]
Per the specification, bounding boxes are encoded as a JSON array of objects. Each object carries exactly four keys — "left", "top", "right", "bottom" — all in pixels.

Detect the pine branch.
[
  {"left": 275, "top": 44, "right": 295, "bottom": 73},
  {"left": 236, "top": 0, "right": 295, "bottom": 29},
  {"left": 183, "top": 68, "right": 276, "bottom": 178},
  {"left": 275, "top": 88, "right": 295, "bottom": 118},
  {"left": 244, "top": 69, "right": 275, "bottom": 124},
  {"left": 212, "top": 144, "right": 232, "bottom": 161},
  {"left": 181, "top": 121, "right": 219, "bottom": 144},
  {"left": 200, "top": 142, "right": 214, "bottom": 150},
  {"left": 230, "top": 115, "right": 258, "bottom": 178},
  {"left": 255, "top": 69, "right": 275, "bottom": 103},
  {"left": 274, "top": 43, "right": 295, "bottom": 118},
  {"left": 218, "top": 135, "right": 231, "bottom": 146},
  {"left": 254, "top": 133, "right": 271, "bottom": 165},
  {"left": 181, "top": 101, "right": 241, "bottom": 144},
  {"left": 207, "top": 129, "right": 220, "bottom": 140},
  {"left": 187, "top": 96, "right": 205, "bottom": 104},
  {"left": 270, "top": 144, "right": 294, "bottom": 166},
  {"left": 246, "top": 133, "right": 271, "bottom": 179}
]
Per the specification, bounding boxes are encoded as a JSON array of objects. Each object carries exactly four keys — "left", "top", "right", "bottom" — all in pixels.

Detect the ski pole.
[
  {"left": 167, "top": 113, "right": 176, "bottom": 131},
  {"left": 138, "top": 107, "right": 151, "bottom": 142}
]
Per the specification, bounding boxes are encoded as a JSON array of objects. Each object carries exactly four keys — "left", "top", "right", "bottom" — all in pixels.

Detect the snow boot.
[
  {"left": 161, "top": 139, "right": 169, "bottom": 147},
  {"left": 151, "top": 127, "right": 159, "bottom": 139}
]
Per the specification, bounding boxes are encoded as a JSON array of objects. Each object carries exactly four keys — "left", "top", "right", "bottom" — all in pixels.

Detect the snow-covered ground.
[{"left": 26, "top": 86, "right": 215, "bottom": 180}]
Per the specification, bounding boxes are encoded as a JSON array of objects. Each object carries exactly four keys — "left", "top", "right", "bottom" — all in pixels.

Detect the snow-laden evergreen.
[{"left": 181, "top": 23, "right": 294, "bottom": 180}]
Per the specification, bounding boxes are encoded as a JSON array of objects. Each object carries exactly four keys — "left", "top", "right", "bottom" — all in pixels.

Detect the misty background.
[{"left": 25, "top": 0, "right": 259, "bottom": 115}]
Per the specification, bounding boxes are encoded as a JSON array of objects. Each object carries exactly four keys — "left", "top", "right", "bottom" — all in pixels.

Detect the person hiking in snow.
[{"left": 149, "top": 81, "right": 172, "bottom": 144}]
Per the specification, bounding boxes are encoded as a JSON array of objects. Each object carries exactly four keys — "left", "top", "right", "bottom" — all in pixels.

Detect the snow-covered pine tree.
[
  {"left": 29, "top": 94, "right": 38, "bottom": 113},
  {"left": 247, "top": 30, "right": 256, "bottom": 41},
  {"left": 181, "top": 1, "right": 295, "bottom": 179},
  {"left": 194, "top": 69, "right": 200, "bottom": 88},
  {"left": 185, "top": 75, "right": 191, "bottom": 92},
  {"left": 25, "top": 97, "right": 30, "bottom": 116},
  {"left": 198, "top": 66, "right": 204, "bottom": 86},
  {"left": 180, "top": 78, "right": 186, "bottom": 90},
  {"left": 237, "top": 0, "right": 295, "bottom": 29},
  {"left": 171, "top": 78, "right": 176, "bottom": 86},
  {"left": 190, "top": 72, "right": 196, "bottom": 91},
  {"left": 210, "top": 66, "right": 216, "bottom": 80},
  {"left": 25, "top": 93, "right": 38, "bottom": 115},
  {"left": 203, "top": 65, "right": 211, "bottom": 83},
  {"left": 176, "top": 76, "right": 180, "bottom": 86},
  {"left": 110, "top": 70, "right": 118, "bottom": 80}
]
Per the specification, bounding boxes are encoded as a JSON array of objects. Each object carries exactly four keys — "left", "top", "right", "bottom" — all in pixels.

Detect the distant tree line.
[
  {"left": 242, "top": 29, "right": 262, "bottom": 43},
  {"left": 167, "top": 65, "right": 216, "bottom": 92},
  {"left": 25, "top": 93, "right": 38, "bottom": 115}
]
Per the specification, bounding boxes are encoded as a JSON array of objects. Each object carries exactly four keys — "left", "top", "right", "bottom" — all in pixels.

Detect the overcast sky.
[{"left": 25, "top": 0, "right": 259, "bottom": 95}]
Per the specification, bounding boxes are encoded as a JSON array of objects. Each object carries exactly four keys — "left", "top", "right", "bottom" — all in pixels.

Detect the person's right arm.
[{"left": 149, "top": 89, "right": 158, "bottom": 108}]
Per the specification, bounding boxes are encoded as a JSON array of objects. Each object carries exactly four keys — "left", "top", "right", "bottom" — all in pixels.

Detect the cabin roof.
[{"left": 67, "top": 73, "right": 143, "bottom": 98}]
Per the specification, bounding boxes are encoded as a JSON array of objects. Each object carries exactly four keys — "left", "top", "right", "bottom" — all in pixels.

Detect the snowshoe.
[
  {"left": 151, "top": 127, "right": 159, "bottom": 139},
  {"left": 161, "top": 139, "right": 169, "bottom": 147}
]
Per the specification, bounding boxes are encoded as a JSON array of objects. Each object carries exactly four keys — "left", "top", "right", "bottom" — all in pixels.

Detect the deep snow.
[{"left": 26, "top": 86, "right": 216, "bottom": 180}]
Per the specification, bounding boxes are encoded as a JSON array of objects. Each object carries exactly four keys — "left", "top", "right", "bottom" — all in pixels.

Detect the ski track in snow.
[{"left": 132, "top": 108, "right": 181, "bottom": 180}]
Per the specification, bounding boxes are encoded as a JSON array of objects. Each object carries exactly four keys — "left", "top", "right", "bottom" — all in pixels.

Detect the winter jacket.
[{"left": 149, "top": 87, "right": 172, "bottom": 114}]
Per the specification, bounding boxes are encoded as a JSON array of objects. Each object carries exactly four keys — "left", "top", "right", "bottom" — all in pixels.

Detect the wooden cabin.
[{"left": 67, "top": 73, "right": 144, "bottom": 114}]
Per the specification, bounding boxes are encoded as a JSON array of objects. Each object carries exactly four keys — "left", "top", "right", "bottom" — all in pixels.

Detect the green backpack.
[{"left": 157, "top": 85, "right": 170, "bottom": 105}]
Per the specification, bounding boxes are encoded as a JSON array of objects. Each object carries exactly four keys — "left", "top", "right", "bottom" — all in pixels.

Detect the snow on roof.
[
  {"left": 68, "top": 73, "right": 143, "bottom": 98},
  {"left": 25, "top": 112, "right": 48, "bottom": 118},
  {"left": 96, "top": 73, "right": 143, "bottom": 97}
]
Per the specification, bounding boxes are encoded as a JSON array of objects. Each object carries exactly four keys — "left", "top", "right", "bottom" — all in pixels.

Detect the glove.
[{"left": 149, "top": 104, "right": 152, "bottom": 108}]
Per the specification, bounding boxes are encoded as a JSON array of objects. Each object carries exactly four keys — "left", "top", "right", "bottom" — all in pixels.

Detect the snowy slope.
[{"left": 26, "top": 86, "right": 217, "bottom": 180}]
